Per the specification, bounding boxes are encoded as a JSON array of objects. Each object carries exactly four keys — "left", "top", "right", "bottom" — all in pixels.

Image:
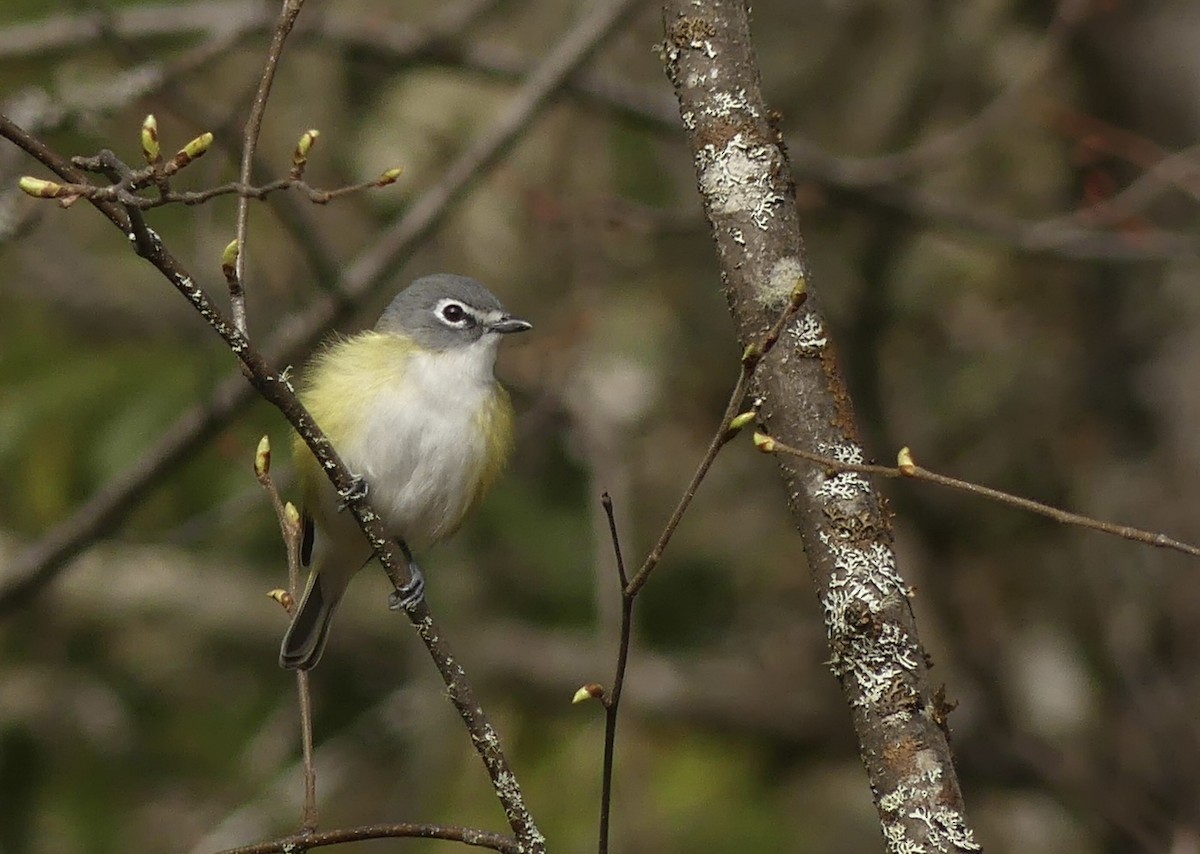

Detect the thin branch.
[
  {"left": 213, "top": 823, "right": 520, "bottom": 854},
  {"left": 0, "top": 0, "right": 645, "bottom": 616},
  {"left": 661, "top": 0, "right": 978, "bottom": 847},
  {"left": 624, "top": 289, "right": 805, "bottom": 597},
  {"left": 253, "top": 438, "right": 318, "bottom": 831},
  {"left": 759, "top": 438, "right": 1200, "bottom": 560},
  {"left": 23, "top": 170, "right": 402, "bottom": 208},
  {"left": 597, "top": 494, "right": 630, "bottom": 854},
  {"left": 232, "top": 0, "right": 306, "bottom": 336}
]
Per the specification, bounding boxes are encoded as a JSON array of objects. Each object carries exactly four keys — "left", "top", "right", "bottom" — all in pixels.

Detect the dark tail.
[{"left": 279, "top": 573, "right": 340, "bottom": 671}]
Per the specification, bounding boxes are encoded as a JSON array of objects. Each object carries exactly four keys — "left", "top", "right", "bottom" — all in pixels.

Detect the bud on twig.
[
  {"left": 376, "top": 167, "right": 404, "bottom": 186},
  {"left": 752, "top": 432, "right": 776, "bottom": 453},
  {"left": 18, "top": 176, "right": 65, "bottom": 198},
  {"left": 254, "top": 435, "right": 271, "bottom": 480},
  {"left": 141, "top": 115, "right": 161, "bottom": 166},
  {"left": 291, "top": 129, "right": 319, "bottom": 178},
  {"left": 221, "top": 239, "right": 240, "bottom": 284},
  {"left": 163, "top": 132, "right": 214, "bottom": 176},
  {"left": 572, "top": 683, "right": 606, "bottom": 704},
  {"left": 267, "top": 589, "right": 294, "bottom": 612},
  {"left": 897, "top": 446, "right": 917, "bottom": 477},
  {"left": 727, "top": 411, "right": 757, "bottom": 434}
]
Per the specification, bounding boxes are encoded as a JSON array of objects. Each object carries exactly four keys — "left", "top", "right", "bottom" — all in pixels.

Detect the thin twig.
[
  {"left": 623, "top": 288, "right": 806, "bottom": 596},
  {"left": 25, "top": 172, "right": 401, "bottom": 208},
  {"left": 759, "top": 439, "right": 1200, "bottom": 560},
  {"left": 213, "top": 822, "right": 520, "bottom": 854},
  {"left": 597, "top": 493, "right": 630, "bottom": 854},
  {"left": 233, "top": 0, "right": 307, "bottom": 336},
  {"left": 253, "top": 439, "right": 318, "bottom": 831},
  {"left": 589, "top": 290, "right": 804, "bottom": 849}
]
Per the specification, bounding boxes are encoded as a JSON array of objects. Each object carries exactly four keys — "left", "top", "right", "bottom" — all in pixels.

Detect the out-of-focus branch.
[
  {"left": 214, "top": 823, "right": 521, "bottom": 854},
  {"left": 0, "top": 0, "right": 646, "bottom": 614},
  {"left": 231, "top": 0, "right": 307, "bottom": 335},
  {"left": 7, "top": 1, "right": 1200, "bottom": 262},
  {"left": 660, "top": 1, "right": 979, "bottom": 850}
]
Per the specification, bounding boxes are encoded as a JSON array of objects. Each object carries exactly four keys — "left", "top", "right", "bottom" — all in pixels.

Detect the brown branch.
[
  {"left": 0, "top": 0, "right": 645, "bottom": 616},
  {"left": 213, "top": 823, "right": 520, "bottom": 854},
  {"left": 588, "top": 291, "right": 804, "bottom": 849},
  {"left": 660, "top": 0, "right": 979, "bottom": 849},
  {"left": 232, "top": 0, "right": 306, "bottom": 336},
  {"left": 596, "top": 494, "right": 630, "bottom": 854},
  {"left": 758, "top": 439, "right": 1200, "bottom": 560},
  {"left": 253, "top": 439, "right": 318, "bottom": 832},
  {"left": 22, "top": 170, "right": 401, "bottom": 208},
  {"left": 624, "top": 291, "right": 805, "bottom": 598}
]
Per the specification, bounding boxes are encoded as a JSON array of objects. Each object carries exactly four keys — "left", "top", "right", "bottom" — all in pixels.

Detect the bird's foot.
[
  {"left": 335, "top": 475, "right": 368, "bottom": 511},
  {"left": 388, "top": 560, "right": 426, "bottom": 611}
]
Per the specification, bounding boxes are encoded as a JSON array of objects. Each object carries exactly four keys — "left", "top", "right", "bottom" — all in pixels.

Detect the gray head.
[{"left": 376, "top": 274, "right": 531, "bottom": 350}]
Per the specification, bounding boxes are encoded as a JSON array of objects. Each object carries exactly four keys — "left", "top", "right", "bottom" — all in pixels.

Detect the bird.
[{"left": 279, "top": 273, "right": 531, "bottom": 670}]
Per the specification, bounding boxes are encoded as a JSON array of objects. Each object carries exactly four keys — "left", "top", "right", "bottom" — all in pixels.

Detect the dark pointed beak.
[{"left": 489, "top": 315, "right": 532, "bottom": 334}]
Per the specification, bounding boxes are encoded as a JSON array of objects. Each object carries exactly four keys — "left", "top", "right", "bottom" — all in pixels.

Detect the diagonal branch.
[
  {"left": 0, "top": 114, "right": 544, "bottom": 851},
  {"left": 659, "top": 0, "right": 980, "bottom": 849},
  {"left": 0, "top": 0, "right": 646, "bottom": 615}
]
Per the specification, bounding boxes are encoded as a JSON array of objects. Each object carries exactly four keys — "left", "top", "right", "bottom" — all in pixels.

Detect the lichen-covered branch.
[{"left": 659, "top": 1, "right": 980, "bottom": 850}]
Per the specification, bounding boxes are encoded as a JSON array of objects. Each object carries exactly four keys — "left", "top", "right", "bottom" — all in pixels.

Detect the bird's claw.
[
  {"left": 336, "top": 475, "right": 368, "bottom": 511},
  {"left": 388, "top": 561, "right": 426, "bottom": 611}
]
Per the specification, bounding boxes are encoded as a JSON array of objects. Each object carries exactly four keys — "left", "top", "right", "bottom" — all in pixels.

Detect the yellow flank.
[
  {"left": 467, "top": 382, "right": 514, "bottom": 523},
  {"left": 291, "top": 332, "right": 415, "bottom": 515}
]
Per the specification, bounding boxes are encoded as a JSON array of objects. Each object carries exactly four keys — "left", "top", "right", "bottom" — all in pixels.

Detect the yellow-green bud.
[
  {"left": 572, "top": 683, "right": 605, "bottom": 704},
  {"left": 292, "top": 129, "right": 319, "bottom": 175},
  {"left": 141, "top": 114, "right": 161, "bottom": 165},
  {"left": 790, "top": 277, "right": 807, "bottom": 306},
  {"left": 377, "top": 167, "right": 404, "bottom": 186},
  {"left": 18, "top": 176, "right": 63, "bottom": 198},
  {"left": 284, "top": 501, "right": 301, "bottom": 529},
  {"left": 267, "top": 589, "right": 294, "bottom": 611},
  {"left": 254, "top": 435, "right": 271, "bottom": 478},
  {"left": 221, "top": 239, "right": 240, "bottom": 280},
  {"left": 897, "top": 446, "right": 917, "bottom": 476},
  {"left": 728, "top": 411, "right": 757, "bottom": 432},
  {"left": 752, "top": 432, "right": 776, "bottom": 453},
  {"left": 182, "top": 132, "right": 213, "bottom": 159}
]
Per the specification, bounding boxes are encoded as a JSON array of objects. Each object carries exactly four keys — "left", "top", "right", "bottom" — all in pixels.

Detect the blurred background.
[{"left": 3, "top": 0, "right": 1200, "bottom": 851}]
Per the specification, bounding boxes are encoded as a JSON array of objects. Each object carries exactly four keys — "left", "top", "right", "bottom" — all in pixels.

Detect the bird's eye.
[{"left": 441, "top": 302, "right": 466, "bottom": 323}]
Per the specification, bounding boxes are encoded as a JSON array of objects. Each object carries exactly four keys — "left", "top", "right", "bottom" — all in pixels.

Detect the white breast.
[{"left": 337, "top": 336, "right": 500, "bottom": 548}]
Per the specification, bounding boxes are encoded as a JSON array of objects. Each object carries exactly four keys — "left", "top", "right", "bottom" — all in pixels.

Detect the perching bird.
[{"left": 279, "top": 274, "right": 531, "bottom": 670}]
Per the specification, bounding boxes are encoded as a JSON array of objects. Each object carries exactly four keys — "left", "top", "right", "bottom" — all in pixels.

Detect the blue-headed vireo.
[{"left": 279, "top": 274, "right": 531, "bottom": 671}]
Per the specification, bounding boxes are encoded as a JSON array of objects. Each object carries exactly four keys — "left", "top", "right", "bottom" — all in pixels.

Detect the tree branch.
[{"left": 659, "top": 1, "right": 980, "bottom": 849}]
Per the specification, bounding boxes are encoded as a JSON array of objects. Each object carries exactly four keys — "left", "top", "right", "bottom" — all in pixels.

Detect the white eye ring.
[{"left": 435, "top": 299, "right": 473, "bottom": 328}]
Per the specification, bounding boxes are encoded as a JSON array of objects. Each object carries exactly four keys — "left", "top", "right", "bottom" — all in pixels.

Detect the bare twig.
[
  {"left": 624, "top": 288, "right": 805, "bottom": 597},
  {"left": 587, "top": 291, "right": 804, "bottom": 850},
  {"left": 253, "top": 437, "right": 318, "bottom": 831},
  {"left": 0, "top": 0, "right": 644, "bottom": 615},
  {"left": 232, "top": 0, "right": 306, "bottom": 336},
  {"left": 22, "top": 168, "right": 402, "bottom": 208},
  {"left": 758, "top": 438, "right": 1200, "bottom": 560},
  {"left": 596, "top": 494, "right": 630, "bottom": 854},
  {"left": 213, "top": 823, "right": 520, "bottom": 854}
]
